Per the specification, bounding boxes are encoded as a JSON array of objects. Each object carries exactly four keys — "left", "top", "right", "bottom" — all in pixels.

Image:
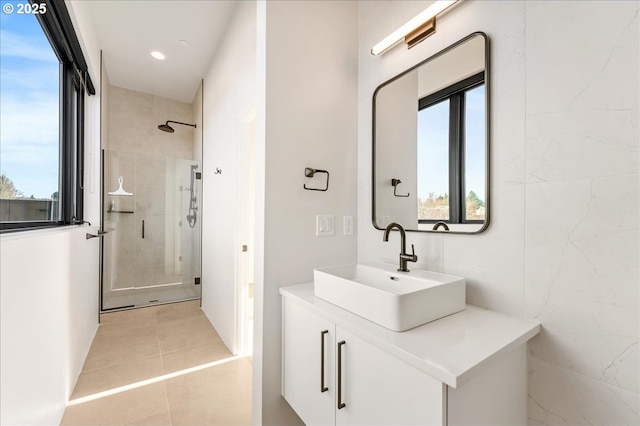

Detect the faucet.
[
  {"left": 432, "top": 221, "right": 450, "bottom": 231},
  {"left": 382, "top": 222, "right": 418, "bottom": 272}
]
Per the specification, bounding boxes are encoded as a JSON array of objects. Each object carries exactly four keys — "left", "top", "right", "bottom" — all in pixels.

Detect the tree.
[
  {"left": 51, "top": 191, "right": 59, "bottom": 200},
  {"left": 0, "top": 173, "right": 23, "bottom": 199},
  {"left": 466, "top": 190, "right": 485, "bottom": 207}
]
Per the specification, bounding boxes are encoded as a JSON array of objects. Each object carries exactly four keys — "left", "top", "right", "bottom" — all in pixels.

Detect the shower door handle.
[
  {"left": 86, "top": 230, "right": 108, "bottom": 239},
  {"left": 141, "top": 220, "right": 145, "bottom": 239}
]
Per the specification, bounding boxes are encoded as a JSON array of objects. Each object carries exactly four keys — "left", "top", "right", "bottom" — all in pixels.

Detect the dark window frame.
[
  {"left": 417, "top": 72, "right": 484, "bottom": 225},
  {"left": 1, "top": 0, "right": 94, "bottom": 233}
]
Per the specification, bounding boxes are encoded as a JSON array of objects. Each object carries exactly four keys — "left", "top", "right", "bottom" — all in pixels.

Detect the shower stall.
[{"left": 101, "top": 149, "right": 202, "bottom": 310}]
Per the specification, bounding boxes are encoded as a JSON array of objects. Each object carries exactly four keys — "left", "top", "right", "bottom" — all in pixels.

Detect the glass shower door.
[{"left": 101, "top": 150, "right": 202, "bottom": 311}]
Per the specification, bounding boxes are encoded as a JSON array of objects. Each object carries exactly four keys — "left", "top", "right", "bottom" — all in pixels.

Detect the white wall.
[
  {"left": 358, "top": 1, "right": 639, "bottom": 424},
  {"left": 254, "top": 1, "right": 359, "bottom": 424},
  {"left": 0, "top": 228, "right": 99, "bottom": 425},
  {"left": 0, "top": 3, "right": 102, "bottom": 424},
  {"left": 201, "top": 1, "right": 256, "bottom": 353}
]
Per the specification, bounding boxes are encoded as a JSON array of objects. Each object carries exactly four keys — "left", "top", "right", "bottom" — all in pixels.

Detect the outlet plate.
[{"left": 343, "top": 216, "right": 353, "bottom": 235}]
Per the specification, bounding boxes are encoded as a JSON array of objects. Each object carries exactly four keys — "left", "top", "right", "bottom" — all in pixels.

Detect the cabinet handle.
[
  {"left": 337, "top": 340, "right": 346, "bottom": 409},
  {"left": 320, "top": 330, "right": 329, "bottom": 393},
  {"left": 141, "top": 220, "right": 145, "bottom": 239}
]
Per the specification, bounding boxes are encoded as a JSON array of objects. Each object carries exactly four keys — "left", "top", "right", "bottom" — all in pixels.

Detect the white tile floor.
[{"left": 61, "top": 300, "right": 252, "bottom": 425}]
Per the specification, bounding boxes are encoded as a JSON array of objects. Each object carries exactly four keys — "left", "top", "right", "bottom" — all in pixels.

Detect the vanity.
[
  {"left": 280, "top": 263, "right": 540, "bottom": 426},
  {"left": 280, "top": 30, "right": 538, "bottom": 425}
]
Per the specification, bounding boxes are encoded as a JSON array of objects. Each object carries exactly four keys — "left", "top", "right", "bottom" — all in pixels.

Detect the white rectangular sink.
[{"left": 314, "top": 262, "right": 465, "bottom": 331}]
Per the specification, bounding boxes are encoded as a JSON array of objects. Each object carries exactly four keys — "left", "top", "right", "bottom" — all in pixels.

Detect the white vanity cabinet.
[
  {"left": 281, "top": 283, "right": 540, "bottom": 426},
  {"left": 283, "top": 299, "right": 443, "bottom": 426},
  {"left": 282, "top": 299, "right": 335, "bottom": 425}
]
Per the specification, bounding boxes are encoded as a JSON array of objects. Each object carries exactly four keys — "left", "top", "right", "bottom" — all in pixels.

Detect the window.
[
  {"left": 417, "top": 72, "right": 485, "bottom": 224},
  {"left": 0, "top": 0, "right": 93, "bottom": 232}
]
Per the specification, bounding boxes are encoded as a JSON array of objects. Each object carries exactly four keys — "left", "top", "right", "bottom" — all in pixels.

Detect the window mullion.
[
  {"left": 459, "top": 91, "right": 467, "bottom": 223},
  {"left": 75, "top": 76, "right": 85, "bottom": 219},
  {"left": 449, "top": 94, "right": 462, "bottom": 224},
  {"left": 61, "top": 63, "right": 74, "bottom": 224}
]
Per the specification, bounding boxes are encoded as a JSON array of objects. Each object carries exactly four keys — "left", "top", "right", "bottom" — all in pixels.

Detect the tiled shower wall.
[
  {"left": 357, "top": 1, "right": 639, "bottom": 424},
  {"left": 108, "top": 85, "right": 193, "bottom": 158}
]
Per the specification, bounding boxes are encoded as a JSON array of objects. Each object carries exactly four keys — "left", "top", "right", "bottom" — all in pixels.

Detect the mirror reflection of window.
[
  {"left": 464, "top": 85, "right": 486, "bottom": 222},
  {"left": 416, "top": 75, "right": 485, "bottom": 225},
  {"left": 417, "top": 99, "right": 450, "bottom": 221}
]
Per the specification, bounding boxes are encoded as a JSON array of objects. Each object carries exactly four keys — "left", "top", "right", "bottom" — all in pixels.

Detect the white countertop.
[{"left": 280, "top": 283, "right": 540, "bottom": 388}]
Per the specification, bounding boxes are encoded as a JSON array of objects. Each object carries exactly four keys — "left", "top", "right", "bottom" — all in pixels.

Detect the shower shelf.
[{"left": 107, "top": 210, "right": 135, "bottom": 214}]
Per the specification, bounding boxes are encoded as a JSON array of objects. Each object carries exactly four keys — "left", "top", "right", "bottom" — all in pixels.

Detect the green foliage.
[{"left": 466, "top": 190, "right": 485, "bottom": 207}]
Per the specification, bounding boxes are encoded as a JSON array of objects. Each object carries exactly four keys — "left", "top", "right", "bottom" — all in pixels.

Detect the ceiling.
[{"left": 82, "top": 1, "right": 237, "bottom": 104}]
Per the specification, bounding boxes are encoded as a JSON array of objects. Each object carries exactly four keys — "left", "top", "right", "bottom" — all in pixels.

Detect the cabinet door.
[
  {"left": 335, "top": 327, "right": 444, "bottom": 426},
  {"left": 282, "top": 298, "right": 336, "bottom": 425}
]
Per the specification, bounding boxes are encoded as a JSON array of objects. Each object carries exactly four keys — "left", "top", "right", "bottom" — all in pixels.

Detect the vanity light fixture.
[
  {"left": 150, "top": 50, "right": 166, "bottom": 60},
  {"left": 371, "top": 0, "right": 459, "bottom": 55}
]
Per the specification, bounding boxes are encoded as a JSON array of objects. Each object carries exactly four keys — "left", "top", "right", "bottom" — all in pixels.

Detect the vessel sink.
[{"left": 314, "top": 262, "right": 465, "bottom": 331}]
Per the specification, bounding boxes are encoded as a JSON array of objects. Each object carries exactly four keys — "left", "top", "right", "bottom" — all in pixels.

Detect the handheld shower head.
[{"left": 158, "top": 120, "right": 196, "bottom": 133}]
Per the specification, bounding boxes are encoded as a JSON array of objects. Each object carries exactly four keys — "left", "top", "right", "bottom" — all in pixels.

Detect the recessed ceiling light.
[{"left": 150, "top": 51, "right": 166, "bottom": 60}]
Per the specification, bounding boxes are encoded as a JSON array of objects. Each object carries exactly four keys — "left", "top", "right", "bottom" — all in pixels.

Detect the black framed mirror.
[{"left": 373, "top": 32, "right": 490, "bottom": 234}]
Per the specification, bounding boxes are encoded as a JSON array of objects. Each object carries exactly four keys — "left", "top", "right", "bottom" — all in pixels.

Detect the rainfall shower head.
[
  {"left": 158, "top": 123, "right": 174, "bottom": 133},
  {"left": 158, "top": 120, "right": 197, "bottom": 133}
]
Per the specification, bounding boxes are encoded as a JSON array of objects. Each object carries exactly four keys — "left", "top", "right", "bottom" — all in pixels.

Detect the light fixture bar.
[{"left": 371, "top": 0, "right": 458, "bottom": 55}]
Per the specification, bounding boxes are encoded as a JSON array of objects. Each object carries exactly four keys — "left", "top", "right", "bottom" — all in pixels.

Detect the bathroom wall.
[
  {"left": 255, "top": 1, "right": 359, "bottom": 424},
  {"left": 523, "top": 3, "right": 638, "bottom": 423},
  {"left": 108, "top": 85, "right": 193, "bottom": 158},
  {"left": 357, "top": 1, "right": 639, "bottom": 424},
  {"left": 200, "top": 0, "right": 255, "bottom": 353},
  {"left": 0, "top": 228, "right": 100, "bottom": 425}
]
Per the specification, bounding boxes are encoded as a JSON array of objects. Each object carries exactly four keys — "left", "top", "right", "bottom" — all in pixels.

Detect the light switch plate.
[{"left": 316, "top": 215, "right": 335, "bottom": 237}]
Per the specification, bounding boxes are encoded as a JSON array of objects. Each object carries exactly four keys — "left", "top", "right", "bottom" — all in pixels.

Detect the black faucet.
[
  {"left": 432, "top": 221, "right": 450, "bottom": 231},
  {"left": 382, "top": 222, "right": 418, "bottom": 272}
]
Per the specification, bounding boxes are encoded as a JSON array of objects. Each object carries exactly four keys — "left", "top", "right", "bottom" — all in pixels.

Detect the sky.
[
  {"left": 0, "top": 1, "right": 60, "bottom": 199},
  {"left": 417, "top": 84, "right": 486, "bottom": 203}
]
